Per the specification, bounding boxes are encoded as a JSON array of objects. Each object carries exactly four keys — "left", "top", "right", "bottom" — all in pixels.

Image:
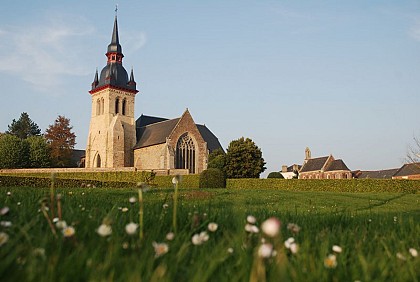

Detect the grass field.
[{"left": 0, "top": 185, "right": 419, "bottom": 281}]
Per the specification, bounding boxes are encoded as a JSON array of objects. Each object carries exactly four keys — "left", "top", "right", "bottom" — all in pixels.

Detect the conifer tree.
[{"left": 7, "top": 112, "right": 41, "bottom": 139}]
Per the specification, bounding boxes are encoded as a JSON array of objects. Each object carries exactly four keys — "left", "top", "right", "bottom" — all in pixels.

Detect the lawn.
[{"left": 0, "top": 185, "right": 419, "bottom": 281}]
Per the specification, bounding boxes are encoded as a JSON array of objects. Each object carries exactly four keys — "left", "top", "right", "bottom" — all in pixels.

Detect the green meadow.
[{"left": 0, "top": 186, "right": 419, "bottom": 281}]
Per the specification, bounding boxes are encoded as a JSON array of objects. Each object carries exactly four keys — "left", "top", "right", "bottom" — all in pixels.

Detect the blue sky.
[{"left": 0, "top": 1, "right": 419, "bottom": 176}]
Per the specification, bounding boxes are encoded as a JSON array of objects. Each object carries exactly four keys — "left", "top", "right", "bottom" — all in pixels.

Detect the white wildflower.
[
  {"left": 284, "top": 237, "right": 295, "bottom": 249},
  {"left": 247, "top": 215, "right": 256, "bottom": 224},
  {"left": 258, "top": 243, "right": 274, "bottom": 258},
  {"left": 55, "top": 220, "right": 67, "bottom": 229},
  {"left": 0, "top": 207, "right": 9, "bottom": 216},
  {"left": 208, "top": 222, "right": 218, "bottom": 232},
  {"left": 166, "top": 232, "right": 175, "bottom": 241},
  {"left": 125, "top": 222, "right": 139, "bottom": 235},
  {"left": 324, "top": 254, "right": 337, "bottom": 268},
  {"left": 129, "top": 197, "right": 136, "bottom": 204},
  {"left": 97, "top": 224, "right": 112, "bottom": 237},
  {"left": 261, "top": 217, "right": 281, "bottom": 237},
  {"left": 332, "top": 245, "right": 342, "bottom": 253},
  {"left": 396, "top": 252, "right": 406, "bottom": 261},
  {"left": 0, "top": 221, "right": 12, "bottom": 227},
  {"left": 152, "top": 242, "right": 169, "bottom": 258},
  {"left": 62, "top": 226, "right": 76, "bottom": 238},
  {"left": 409, "top": 248, "right": 418, "bottom": 258}
]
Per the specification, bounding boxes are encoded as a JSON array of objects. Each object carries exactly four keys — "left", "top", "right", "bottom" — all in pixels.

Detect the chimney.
[{"left": 282, "top": 165, "right": 288, "bottom": 173}]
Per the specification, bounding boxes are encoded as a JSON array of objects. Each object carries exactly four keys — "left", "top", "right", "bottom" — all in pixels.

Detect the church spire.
[{"left": 107, "top": 15, "right": 123, "bottom": 55}]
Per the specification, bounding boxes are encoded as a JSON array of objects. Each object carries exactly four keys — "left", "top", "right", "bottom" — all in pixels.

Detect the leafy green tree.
[
  {"left": 0, "top": 134, "right": 29, "bottom": 168},
  {"left": 208, "top": 148, "right": 226, "bottom": 173},
  {"left": 27, "top": 136, "right": 51, "bottom": 168},
  {"left": 44, "top": 115, "right": 76, "bottom": 167},
  {"left": 224, "top": 137, "right": 266, "bottom": 178},
  {"left": 6, "top": 112, "right": 41, "bottom": 139}
]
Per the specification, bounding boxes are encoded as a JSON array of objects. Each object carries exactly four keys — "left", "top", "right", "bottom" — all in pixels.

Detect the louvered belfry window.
[{"left": 175, "top": 133, "right": 196, "bottom": 173}]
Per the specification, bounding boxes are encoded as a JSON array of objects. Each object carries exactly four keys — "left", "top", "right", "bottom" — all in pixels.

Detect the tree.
[
  {"left": 0, "top": 134, "right": 29, "bottom": 168},
  {"left": 224, "top": 137, "right": 266, "bottom": 178},
  {"left": 27, "top": 136, "right": 51, "bottom": 168},
  {"left": 267, "top": 172, "right": 284, "bottom": 179},
  {"left": 207, "top": 148, "right": 226, "bottom": 173},
  {"left": 44, "top": 115, "right": 76, "bottom": 167},
  {"left": 407, "top": 135, "right": 420, "bottom": 164},
  {"left": 6, "top": 112, "right": 41, "bottom": 139}
]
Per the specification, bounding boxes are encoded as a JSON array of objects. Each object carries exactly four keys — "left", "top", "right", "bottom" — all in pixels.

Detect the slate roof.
[
  {"left": 196, "top": 124, "right": 224, "bottom": 152},
  {"left": 392, "top": 163, "right": 420, "bottom": 177},
  {"left": 325, "top": 159, "right": 349, "bottom": 171},
  {"left": 300, "top": 157, "right": 329, "bottom": 173},
  {"left": 134, "top": 118, "right": 180, "bottom": 149},
  {"left": 356, "top": 168, "right": 399, "bottom": 179},
  {"left": 134, "top": 115, "right": 223, "bottom": 153}
]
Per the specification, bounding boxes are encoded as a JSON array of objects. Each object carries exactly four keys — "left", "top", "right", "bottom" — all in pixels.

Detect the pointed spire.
[
  {"left": 91, "top": 68, "right": 99, "bottom": 89},
  {"left": 129, "top": 67, "right": 135, "bottom": 82},
  {"left": 107, "top": 15, "right": 122, "bottom": 54}
]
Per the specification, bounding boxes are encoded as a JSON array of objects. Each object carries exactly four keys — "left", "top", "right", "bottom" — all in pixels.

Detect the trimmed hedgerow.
[
  {"left": 226, "top": 179, "right": 419, "bottom": 193},
  {"left": 199, "top": 168, "right": 226, "bottom": 188},
  {"left": 0, "top": 174, "right": 200, "bottom": 189}
]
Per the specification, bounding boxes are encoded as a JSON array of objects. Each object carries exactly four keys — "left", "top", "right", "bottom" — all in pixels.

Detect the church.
[{"left": 85, "top": 15, "right": 223, "bottom": 174}]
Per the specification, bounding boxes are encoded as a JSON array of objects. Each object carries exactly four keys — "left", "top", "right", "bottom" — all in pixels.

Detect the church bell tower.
[{"left": 85, "top": 14, "right": 138, "bottom": 168}]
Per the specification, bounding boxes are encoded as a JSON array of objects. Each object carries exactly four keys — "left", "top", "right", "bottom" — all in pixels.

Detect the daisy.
[
  {"left": 152, "top": 242, "right": 169, "bottom": 258},
  {"left": 208, "top": 222, "right": 218, "bottom": 232},
  {"left": 247, "top": 215, "right": 256, "bottom": 224},
  {"left": 121, "top": 207, "right": 129, "bottom": 212},
  {"left": 166, "top": 232, "right": 175, "bottom": 241},
  {"left": 289, "top": 243, "right": 299, "bottom": 254},
  {"left": 129, "top": 197, "right": 136, "bottom": 204},
  {"left": 258, "top": 243, "right": 274, "bottom": 258},
  {"left": 396, "top": 252, "right": 406, "bottom": 261},
  {"left": 55, "top": 220, "right": 67, "bottom": 229},
  {"left": 0, "top": 221, "right": 12, "bottom": 228},
  {"left": 125, "top": 222, "right": 139, "bottom": 235},
  {"left": 284, "top": 237, "right": 295, "bottom": 249},
  {"left": 245, "top": 224, "right": 259, "bottom": 234},
  {"left": 0, "top": 207, "right": 9, "bottom": 216},
  {"left": 97, "top": 224, "right": 112, "bottom": 237},
  {"left": 409, "top": 248, "right": 418, "bottom": 258},
  {"left": 261, "top": 217, "right": 281, "bottom": 237},
  {"left": 324, "top": 254, "right": 337, "bottom": 268},
  {"left": 332, "top": 245, "right": 342, "bottom": 253},
  {"left": 62, "top": 226, "right": 76, "bottom": 238}
]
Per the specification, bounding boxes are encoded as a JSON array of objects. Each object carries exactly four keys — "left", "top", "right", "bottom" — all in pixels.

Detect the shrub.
[
  {"left": 267, "top": 172, "right": 284, "bottom": 179},
  {"left": 199, "top": 168, "right": 226, "bottom": 188}
]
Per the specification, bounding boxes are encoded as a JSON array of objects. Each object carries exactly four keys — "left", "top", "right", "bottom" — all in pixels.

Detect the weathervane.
[{"left": 115, "top": 4, "right": 118, "bottom": 16}]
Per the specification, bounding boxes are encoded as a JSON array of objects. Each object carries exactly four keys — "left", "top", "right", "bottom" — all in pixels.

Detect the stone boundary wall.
[{"left": 0, "top": 168, "right": 190, "bottom": 176}]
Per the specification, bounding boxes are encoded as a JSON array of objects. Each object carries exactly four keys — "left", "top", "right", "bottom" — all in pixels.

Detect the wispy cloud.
[{"left": 0, "top": 15, "right": 96, "bottom": 93}]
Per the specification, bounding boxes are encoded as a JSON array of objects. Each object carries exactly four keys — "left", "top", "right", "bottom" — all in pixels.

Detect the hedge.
[
  {"left": 0, "top": 174, "right": 200, "bottom": 189},
  {"left": 226, "top": 179, "right": 419, "bottom": 193}
]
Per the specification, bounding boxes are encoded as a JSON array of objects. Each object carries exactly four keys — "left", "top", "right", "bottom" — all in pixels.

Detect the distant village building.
[
  {"left": 280, "top": 164, "right": 301, "bottom": 179},
  {"left": 85, "top": 15, "right": 222, "bottom": 174},
  {"left": 353, "top": 168, "right": 398, "bottom": 179},
  {"left": 299, "top": 148, "right": 352, "bottom": 179},
  {"left": 392, "top": 163, "right": 420, "bottom": 179}
]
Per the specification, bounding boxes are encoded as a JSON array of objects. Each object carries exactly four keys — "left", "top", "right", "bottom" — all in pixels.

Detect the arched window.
[
  {"left": 115, "top": 98, "right": 120, "bottom": 114},
  {"left": 122, "top": 99, "right": 126, "bottom": 115},
  {"left": 96, "top": 99, "right": 100, "bottom": 115},
  {"left": 175, "top": 133, "right": 196, "bottom": 173},
  {"left": 101, "top": 98, "right": 104, "bottom": 114},
  {"left": 95, "top": 154, "right": 101, "bottom": 168}
]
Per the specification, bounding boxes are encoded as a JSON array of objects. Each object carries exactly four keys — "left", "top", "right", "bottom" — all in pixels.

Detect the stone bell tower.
[{"left": 85, "top": 14, "right": 138, "bottom": 168}]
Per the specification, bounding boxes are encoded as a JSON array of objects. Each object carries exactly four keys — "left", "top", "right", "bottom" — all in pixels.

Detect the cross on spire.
[{"left": 115, "top": 4, "right": 118, "bottom": 16}]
